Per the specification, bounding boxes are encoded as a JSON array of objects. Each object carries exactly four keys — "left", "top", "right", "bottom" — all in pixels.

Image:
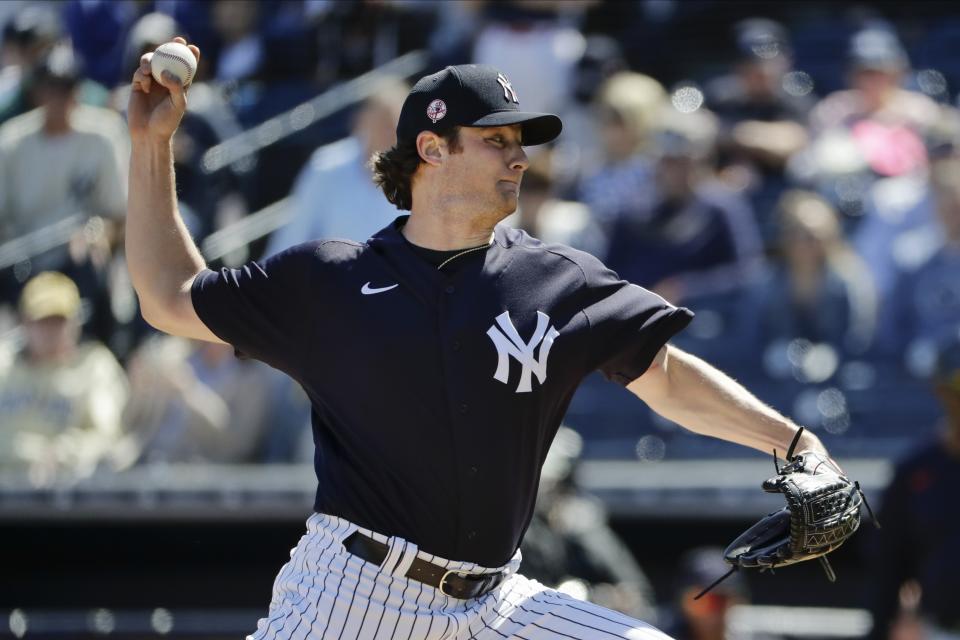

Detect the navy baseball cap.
[
  {"left": 396, "top": 64, "right": 562, "bottom": 146},
  {"left": 848, "top": 28, "right": 908, "bottom": 71}
]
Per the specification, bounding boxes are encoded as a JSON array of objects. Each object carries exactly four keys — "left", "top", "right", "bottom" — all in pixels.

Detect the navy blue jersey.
[{"left": 191, "top": 216, "right": 692, "bottom": 566}]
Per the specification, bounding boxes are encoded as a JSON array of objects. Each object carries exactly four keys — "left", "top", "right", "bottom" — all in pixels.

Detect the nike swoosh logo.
[{"left": 361, "top": 282, "right": 398, "bottom": 295}]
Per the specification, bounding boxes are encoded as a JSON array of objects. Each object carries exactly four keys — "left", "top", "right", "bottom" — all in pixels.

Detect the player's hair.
[{"left": 370, "top": 128, "right": 462, "bottom": 211}]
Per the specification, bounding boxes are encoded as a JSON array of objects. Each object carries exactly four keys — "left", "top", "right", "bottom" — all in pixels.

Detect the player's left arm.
[{"left": 627, "top": 344, "right": 829, "bottom": 458}]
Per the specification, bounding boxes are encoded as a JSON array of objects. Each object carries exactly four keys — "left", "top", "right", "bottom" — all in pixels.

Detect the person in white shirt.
[{"left": 265, "top": 79, "right": 408, "bottom": 254}]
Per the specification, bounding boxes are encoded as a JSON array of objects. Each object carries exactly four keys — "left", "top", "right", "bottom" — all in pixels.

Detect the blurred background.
[{"left": 2, "top": 0, "right": 960, "bottom": 638}]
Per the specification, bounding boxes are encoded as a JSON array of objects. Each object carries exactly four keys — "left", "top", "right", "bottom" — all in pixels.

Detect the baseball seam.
[{"left": 153, "top": 51, "right": 194, "bottom": 85}]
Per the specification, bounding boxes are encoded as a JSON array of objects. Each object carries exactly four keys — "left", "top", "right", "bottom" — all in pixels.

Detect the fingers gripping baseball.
[{"left": 127, "top": 37, "right": 200, "bottom": 142}]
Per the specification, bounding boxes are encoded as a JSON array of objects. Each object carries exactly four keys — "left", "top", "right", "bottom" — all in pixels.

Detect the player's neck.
[{"left": 403, "top": 209, "right": 495, "bottom": 251}]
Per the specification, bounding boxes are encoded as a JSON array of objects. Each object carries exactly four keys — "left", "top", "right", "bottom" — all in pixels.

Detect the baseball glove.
[{"left": 696, "top": 428, "right": 878, "bottom": 598}]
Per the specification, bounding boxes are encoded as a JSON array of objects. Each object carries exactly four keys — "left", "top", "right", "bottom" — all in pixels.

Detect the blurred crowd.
[
  {"left": 2, "top": 0, "right": 958, "bottom": 465},
  {"left": 1, "top": 0, "right": 960, "bottom": 634}
]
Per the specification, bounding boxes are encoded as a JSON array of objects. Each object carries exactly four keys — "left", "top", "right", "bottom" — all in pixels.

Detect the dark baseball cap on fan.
[{"left": 396, "top": 64, "right": 562, "bottom": 146}]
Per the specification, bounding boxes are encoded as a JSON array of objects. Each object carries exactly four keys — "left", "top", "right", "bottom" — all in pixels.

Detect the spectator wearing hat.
[
  {"left": 0, "top": 272, "right": 128, "bottom": 485},
  {"left": 0, "top": 4, "right": 62, "bottom": 125},
  {"left": 705, "top": 18, "right": 813, "bottom": 243},
  {"left": 661, "top": 546, "right": 751, "bottom": 640},
  {"left": 0, "top": 44, "right": 128, "bottom": 244},
  {"left": 864, "top": 332, "right": 960, "bottom": 640},
  {"left": 809, "top": 27, "right": 941, "bottom": 179}
]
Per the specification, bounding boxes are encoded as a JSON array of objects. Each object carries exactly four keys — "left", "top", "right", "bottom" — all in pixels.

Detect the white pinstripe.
[{"left": 247, "top": 514, "right": 675, "bottom": 640}]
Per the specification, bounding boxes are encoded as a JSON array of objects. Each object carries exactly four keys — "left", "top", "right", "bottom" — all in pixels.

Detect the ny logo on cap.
[{"left": 497, "top": 73, "right": 519, "bottom": 104}]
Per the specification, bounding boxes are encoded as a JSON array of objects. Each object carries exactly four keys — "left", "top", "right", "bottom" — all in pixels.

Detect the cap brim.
[{"left": 467, "top": 111, "right": 562, "bottom": 146}]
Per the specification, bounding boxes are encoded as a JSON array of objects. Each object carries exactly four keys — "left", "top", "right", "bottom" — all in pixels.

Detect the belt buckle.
[{"left": 439, "top": 569, "right": 467, "bottom": 597}]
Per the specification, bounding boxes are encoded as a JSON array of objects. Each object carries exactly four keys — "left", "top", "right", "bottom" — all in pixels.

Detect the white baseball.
[{"left": 150, "top": 42, "right": 197, "bottom": 87}]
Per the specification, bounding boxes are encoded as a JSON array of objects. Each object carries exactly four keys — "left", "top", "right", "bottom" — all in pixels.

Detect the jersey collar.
[{"left": 369, "top": 215, "right": 514, "bottom": 252}]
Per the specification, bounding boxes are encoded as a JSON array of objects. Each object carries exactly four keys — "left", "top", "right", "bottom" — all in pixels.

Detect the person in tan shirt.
[{"left": 0, "top": 271, "right": 127, "bottom": 484}]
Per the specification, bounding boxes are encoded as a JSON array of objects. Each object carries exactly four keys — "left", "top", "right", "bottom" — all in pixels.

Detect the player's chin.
[{"left": 496, "top": 192, "right": 519, "bottom": 215}]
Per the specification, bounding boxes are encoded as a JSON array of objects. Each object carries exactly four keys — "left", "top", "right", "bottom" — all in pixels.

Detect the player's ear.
[{"left": 416, "top": 131, "right": 443, "bottom": 167}]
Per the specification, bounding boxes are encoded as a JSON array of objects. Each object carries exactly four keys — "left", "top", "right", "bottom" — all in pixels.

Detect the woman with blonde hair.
[
  {"left": 750, "top": 190, "right": 878, "bottom": 356},
  {"left": 575, "top": 72, "right": 667, "bottom": 249}
]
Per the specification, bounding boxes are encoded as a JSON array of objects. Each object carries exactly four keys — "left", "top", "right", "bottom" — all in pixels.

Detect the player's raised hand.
[{"left": 128, "top": 37, "right": 200, "bottom": 142}]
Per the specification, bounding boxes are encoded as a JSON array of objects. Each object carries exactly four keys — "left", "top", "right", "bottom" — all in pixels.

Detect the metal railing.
[
  {"left": 199, "top": 49, "right": 428, "bottom": 174},
  {"left": 0, "top": 50, "right": 429, "bottom": 271},
  {"left": 0, "top": 214, "right": 85, "bottom": 271},
  {"left": 200, "top": 197, "right": 291, "bottom": 263}
]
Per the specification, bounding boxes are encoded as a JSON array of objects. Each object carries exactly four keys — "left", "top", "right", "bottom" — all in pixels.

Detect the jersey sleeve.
[
  {"left": 190, "top": 243, "right": 319, "bottom": 377},
  {"left": 578, "top": 254, "right": 694, "bottom": 385}
]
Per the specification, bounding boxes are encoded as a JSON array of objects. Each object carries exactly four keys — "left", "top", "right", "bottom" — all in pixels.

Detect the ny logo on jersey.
[
  {"left": 486, "top": 310, "right": 559, "bottom": 393},
  {"left": 496, "top": 73, "right": 519, "bottom": 104}
]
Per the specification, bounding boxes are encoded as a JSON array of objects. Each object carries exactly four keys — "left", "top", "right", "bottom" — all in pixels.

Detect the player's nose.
[{"left": 509, "top": 145, "right": 529, "bottom": 172}]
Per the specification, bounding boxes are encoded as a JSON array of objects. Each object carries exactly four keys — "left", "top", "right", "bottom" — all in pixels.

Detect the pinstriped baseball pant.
[{"left": 247, "top": 513, "right": 675, "bottom": 640}]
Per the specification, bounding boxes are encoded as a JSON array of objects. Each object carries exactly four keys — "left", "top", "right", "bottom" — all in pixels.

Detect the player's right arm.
[{"left": 125, "top": 37, "right": 223, "bottom": 344}]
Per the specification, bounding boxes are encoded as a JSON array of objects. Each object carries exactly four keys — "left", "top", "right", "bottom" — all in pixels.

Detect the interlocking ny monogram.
[
  {"left": 496, "top": 73, "right": 519, "bottom": 103},
  {"left": 486, "top": 310, "right": 559, "bottom": 393}
]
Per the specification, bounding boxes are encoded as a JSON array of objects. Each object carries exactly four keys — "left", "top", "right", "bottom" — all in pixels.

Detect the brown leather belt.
[{"left": 342, "top": 531, "right": 505, "bottom": 600}]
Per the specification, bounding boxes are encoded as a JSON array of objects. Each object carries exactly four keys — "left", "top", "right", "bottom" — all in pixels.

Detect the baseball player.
[{"left": 127, "top": 38, "right": 839, "bottom": 639}]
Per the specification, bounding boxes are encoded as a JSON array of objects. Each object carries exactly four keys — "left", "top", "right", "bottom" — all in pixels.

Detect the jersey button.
[
  {"left": 458, "top": 403, "right": 469, "bottom": 415},
  {"left": 469, "top": 466, "right": 478, "bottom": 475},
  {"left": 467, "top": 530, "right": 477, "bottom": 541},
  {"left": 444, "top": 285, "right": 455, "bottom": 294},
  {"left": 452, "top": 340, "right": 461, "bottom": 351}
]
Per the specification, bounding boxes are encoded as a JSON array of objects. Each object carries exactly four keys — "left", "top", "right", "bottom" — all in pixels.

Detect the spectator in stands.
[
  {"left": 472, "top": 0, "right": 587, "bottom": 118},
  {"left": 806, "top": 27, "right": 939, "bottom": 196},
  {"left": 514, "top": 152, "right": 606, "bottom": 257},
  {"left": 210, "top": 0, "right": 263, "bottom": 84},
  {"left": 520, "top": 427, "right": 656, "bottom": 621},
  {"left": 121, "top": 337, "right": 273, "bottom": 465},
  {"left": 0, "top": 4, "right": 61, "bottom": 124},
  {"left": 0, "top": 44, "right": 128, "bottom": 341},
  {"left": 661, "top": 547, "right": 749, "bottom": 640},
  {"left": 850, "top": 113, "right": 960, "bottom": 311},
  {"left": 746, "top": 190, "right": 877, "bottom": 358},
  {"left": 0, "top": 44, "right": 127, "bottom": 245},
  {"left": 265, "top": 79, "right": 408, "bottom": 253},
  {"left": 118, "top": 335, "right": 229, "bottom": 466},
  {"left": 603, "top": 105, "right": 763, "bottom": 304},
  {"left": 62, "top": 0, "right": 139, "bottom": 89},
  {"left": 0, "top": 272, "right": 127, "bottom": 485},
  {"left": 879, "top": 157, "right": 960, "bottom": 361},
  {"left": 865, "top": 332, "right": 960, "bottom": 640},
  {"left": 706, "top": 18, "right": 812, "bottom": 242},
  {"left": 312, "top": 1, "right": 436, "bottom": 88},
  {"left": 551, "top": 35, "right": 629, "bottom": 193},
  {"left": 575, "top": 71, "right": 665, "bottom": 252}
]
